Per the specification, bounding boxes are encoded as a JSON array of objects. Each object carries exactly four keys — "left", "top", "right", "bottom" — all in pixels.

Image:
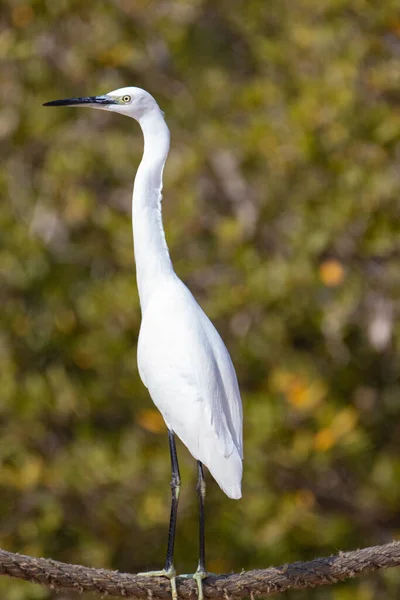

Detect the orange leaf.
[
  {"left": 137, "top": 409, "right": 166, "bottom": 434},
  {"left": 319, "top": 259, "right": 345, "bottom": 287}
]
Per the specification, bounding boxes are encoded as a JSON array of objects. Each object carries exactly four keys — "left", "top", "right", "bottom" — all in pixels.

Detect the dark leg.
[
  {"left": 197, "top": 461, "right": 206, "bottom": 573},
  {"left": 138, "top": 430, "right": 181, "bottom": 600},
  {"left": 194, "top": 461, "right": 207, "bottom": 599},
  {"left": 177, "top": 461, "right": 207, "bottom": 598},
  {"left": 165, "top": 429, "right": 181, "bottom": 571}
]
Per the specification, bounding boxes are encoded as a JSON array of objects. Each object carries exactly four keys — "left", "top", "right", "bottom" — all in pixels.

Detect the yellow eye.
[{"left": 122, "top": 95, "right": 131, "bottom": 103}]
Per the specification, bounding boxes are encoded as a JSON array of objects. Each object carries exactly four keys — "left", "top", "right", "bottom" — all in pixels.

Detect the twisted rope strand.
[{"left": 0, "top": 541, "right": 399, "bottom": 598}]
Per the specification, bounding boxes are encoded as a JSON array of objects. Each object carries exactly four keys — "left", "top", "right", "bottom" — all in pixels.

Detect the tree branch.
[{"left": 0, "top": 541, "right": 399, "bottom": 598}]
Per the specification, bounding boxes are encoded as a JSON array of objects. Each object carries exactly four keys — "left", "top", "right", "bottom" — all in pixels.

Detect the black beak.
[{"left": 43, "top": 95, "right": 116, "bottom": 107}]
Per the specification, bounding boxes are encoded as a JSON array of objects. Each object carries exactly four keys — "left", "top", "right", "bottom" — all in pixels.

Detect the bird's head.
[{"left": 43, "top": 86, "right": 163, "bottom": 122}]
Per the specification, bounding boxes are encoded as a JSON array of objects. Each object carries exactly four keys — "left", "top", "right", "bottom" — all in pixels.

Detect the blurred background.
[{"left": 1, "top": 0, "right": 400, "bottom": 598}]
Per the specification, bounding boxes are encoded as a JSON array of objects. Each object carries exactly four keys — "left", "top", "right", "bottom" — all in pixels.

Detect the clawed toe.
[
  {"left": 193, "top": 568, "right": 207, "bottom": 600},
  {"left": 177, "top": 568, "right": 207, "bottom": 600},
  {"left": 138, "top": 567, "right": 178, "bottom": 600}
]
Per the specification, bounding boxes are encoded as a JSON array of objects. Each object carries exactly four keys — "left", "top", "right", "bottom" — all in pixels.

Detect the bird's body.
[
  {"left": 138, "top": 275, "right": 243, "bottom": 498},
  {"left": 43, "top": 86, "right": 243, "bottom": 598}
]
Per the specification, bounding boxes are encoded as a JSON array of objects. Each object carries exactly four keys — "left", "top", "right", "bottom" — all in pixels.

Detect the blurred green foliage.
[{"left": 1, "top": 0, "right": 400, "bottom": 598}]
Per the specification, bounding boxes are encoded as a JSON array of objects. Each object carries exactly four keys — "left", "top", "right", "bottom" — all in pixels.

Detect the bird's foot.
[
  {"left": 178, "top": 567, "right": 208, "bottom": 600},
  {"left": 193, "top": 567, "right": 207, "bottom": 600},
  {"left": 138, "top": 566, "right": 178, "bottom": 600}
]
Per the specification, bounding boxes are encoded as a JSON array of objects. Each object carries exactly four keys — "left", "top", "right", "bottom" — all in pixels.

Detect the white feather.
[{"left": 138, "top": 276, "right": 243, "bottom": 498}]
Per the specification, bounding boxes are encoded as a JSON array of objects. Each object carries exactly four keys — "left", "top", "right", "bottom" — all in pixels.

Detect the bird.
[{"left": 43, "top": 87, "right": 243, "bottom": 600}]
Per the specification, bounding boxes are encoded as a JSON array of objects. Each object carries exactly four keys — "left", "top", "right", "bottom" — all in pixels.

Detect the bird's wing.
[
  {"left": 195, "top": 301, "right": 243, "bottom": 459},
  {"left": 138, "top": 279, "right": 243, "bottom": 462}
]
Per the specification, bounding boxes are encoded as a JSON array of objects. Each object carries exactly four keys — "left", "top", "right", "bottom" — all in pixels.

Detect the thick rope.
[{"left": 0, "top": 541, "right": 399, "bottom": 598}]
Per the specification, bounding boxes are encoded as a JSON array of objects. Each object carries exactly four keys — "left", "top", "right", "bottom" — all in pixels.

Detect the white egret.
[{"left": 43, "top": 87, "right": 243, "bottom": 600}]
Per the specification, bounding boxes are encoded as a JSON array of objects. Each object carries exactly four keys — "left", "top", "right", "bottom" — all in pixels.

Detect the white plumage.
[
  {"left": 138, "top": 276, "right": 243, "bottom": 498},
  {"left": 119, "top": 86, "right": 244, "bottom": 499}
]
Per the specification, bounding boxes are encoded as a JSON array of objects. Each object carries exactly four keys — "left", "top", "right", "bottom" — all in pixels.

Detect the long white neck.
[{"left": 132, "top": 109, "right": 175, "bottom": 312}]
